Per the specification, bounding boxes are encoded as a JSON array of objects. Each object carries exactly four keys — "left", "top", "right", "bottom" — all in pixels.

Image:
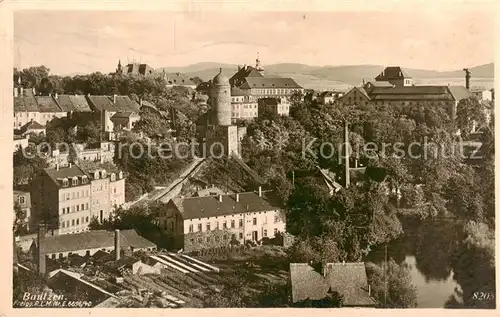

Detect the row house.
[
  {"left": 160, "top": 187, "right": 286, "bottom": 252},
  {"left": 258, "top": 97, "right": 291, "bottom": 116},
  {"left": 230, "top": 87, "right": 258, "bottom": 121},
  {"left": 14, "top": 187, "right": 31, "bottom": 232},
  {"left": 13, "top": 88, "right": 66, "bottom": 128},
  {"left": 30, "top": 163, "right": 126, "bottom": 235}
]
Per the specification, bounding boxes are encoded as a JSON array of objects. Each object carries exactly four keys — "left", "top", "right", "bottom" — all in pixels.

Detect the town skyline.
[{"left": 14, "top": 10, "right": 494, "bottom": 75}]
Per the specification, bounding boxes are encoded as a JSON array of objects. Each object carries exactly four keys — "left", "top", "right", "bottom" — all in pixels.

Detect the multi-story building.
[
  {"left": 230, "top": 87, "right": 258, "bottom": 121},
  {"left": 340, "top": 66, "right": 471, "bottom": 120},
  {"left": 14, "top": 87, "right": 67, "bottom": 128},
  {"left": 14, "top": 188, "right": 31, "bottom": 232},
  {"left": 160, "top": 187, "right": 287, "bottom": 252},
  {"left": 30, "top": 163, "right": 125, "bottom": 235},
  {"left": 258, "top": 97, "right": 290, "bottom": 116}
]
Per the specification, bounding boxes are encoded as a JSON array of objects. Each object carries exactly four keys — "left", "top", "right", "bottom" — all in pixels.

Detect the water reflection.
[{"left": 365, "top": 219, "right": 463, "bottom": 308}]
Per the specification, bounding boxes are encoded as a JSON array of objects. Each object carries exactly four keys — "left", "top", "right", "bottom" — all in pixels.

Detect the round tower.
[{"left": 210, "top": 68, "right": 232, "bottom": 126}]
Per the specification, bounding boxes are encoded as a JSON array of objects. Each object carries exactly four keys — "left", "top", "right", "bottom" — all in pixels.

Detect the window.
[
  {"left": 81, "top": 203, "right": 84, "bottom": 210},
  {"left": 206, "top": 223, "right": 211, "bottom": 231},
  {"left": 216, "top": 221, "right": 219, "bottom": 229},
  {"left": 198, "top": 223, "right": 202, "bottom": 232},
  {"left": 76, "top": 218, "right": 79, "bottom": 225},
  {"left": 197, "top": 237, "right": 202, "bottom": 243},
  {"left": 71, "top": 219, "right": 75, "bottom": 226},
  {"left": 51, "top": 254, "right": 56, "bottom": 259},
  {"left": 19, "top": 196, "right": 25, "bottom": 204},
  {"left": 76, "top": 205, "right": 80, "bottom": 212},
  {"left": 61, "top": 221, "right": 65, "bottom": 228},
  {"left": 253, "top": 218, "right": 257, "bottom": 225},
  {"left": 263, "top": 229, "right": 267, "bottom": 237},
  {"left": 72, "top": 177, "right": 78, "bottom": 186},
  {"left": 189, "top": 224, "right": 194, "bottom": 233},
  {"left": 111, "top": 173, "right": 116, "bottom": 181},
  {"left": 239, "top": 219, "right": 243, "bottom": 227},
  {"left": 223, "top": 221, "right": 227, "bottom": 229},
  {"left": 239, "top": 233, "right": 243, "bottom": 239},
  {"left": 82, "top": 176, "right": 88, "bottom": 184},
  {"left": 231, "top": 220, "right": 235, "bottom": 228},
  {"left": 85, "top": 203, "right": 89, "bottom": 210},
  {"left": 62, "top": 179, "right": 69, "bottom": 187},
  {"left": 86, "top": 216, "right": 89, "bottom": 223}
]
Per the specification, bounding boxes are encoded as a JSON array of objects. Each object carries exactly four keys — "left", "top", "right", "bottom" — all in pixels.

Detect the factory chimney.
[
  {"left": 463, "top": 68, "right": 471, "bottom": 90},
  {"left": 37, "top": 224, "right": 47, "bottom": 275},
  {"left": 344, "top": 120, "right": 350, "bottom": 188},
  {"left": 258, "top": 186, "right": 262, "bottom": 197},
  {"left": 114, "top": 229, "right": 120, "bottom": 261}
]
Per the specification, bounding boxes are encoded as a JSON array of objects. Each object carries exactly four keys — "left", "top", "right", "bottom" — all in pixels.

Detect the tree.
[
  {"left": 13, "top": 201, "right": 27, "bottom": 235},
  {"left": 456, "top": 97, "right": 487, "bottom": 139},
  {"left": 365, "top": 259, "right": 418, "bottom": 308}
]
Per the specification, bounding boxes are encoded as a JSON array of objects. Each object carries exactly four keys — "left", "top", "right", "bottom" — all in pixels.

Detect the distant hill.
[{"left": 160, "top": 62, "right": 495, "bottom": 90}]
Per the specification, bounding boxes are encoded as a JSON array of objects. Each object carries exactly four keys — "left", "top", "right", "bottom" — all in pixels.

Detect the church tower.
[
  {"left": 116, "top": 60, "right": 123, "bottom": 75},
  {"left": 210, "top": 68, "right": 232, "bottom": 126},
  {"left": 255, "top": 52, "right": 264, "bottom": 75}
]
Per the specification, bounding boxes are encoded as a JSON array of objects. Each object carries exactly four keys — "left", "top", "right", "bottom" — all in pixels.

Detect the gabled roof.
[
  {"left": 323, "top": 263, "right": 377, "bottom": 306},
  {"left": 375, "top": 66, "right": 411, "bottom": 81},
  {"left": 343, "top": 87, "right": 371, "bottom": 101},
  {"left": 229, "top": 65, "right": 264, "bottom": 87},
  {"left": 447, "top": 85, "right": 471, "bottom": 101},
  {"left": 163, "top": 72, "right": 195, "bottom": 86},
  {"left": 56, "top": 95, "right": 92, "bottom": 112},
  {"left": 37, "top": 229, "right": 156, "bottom": 254},
  {"left": 240, "top": 77, "right": 302, "bottom": 89},
  {"left": 169, "top": 191, "right": 282, "bottom": 220},
  {"left": 36, "top": 96, "right": 64, "bottom": 112},
  {"left": 290, "top": 262, "right": 377, "bottom": 306},
  {"left": 113, "top": 96, "right": 141, "bottom": 112},
  {"left": 86, "top": 95, "right": 115, "bottom": 111},
  {"left": 19, "top": 120, "right": 45, "bottom": 133}
]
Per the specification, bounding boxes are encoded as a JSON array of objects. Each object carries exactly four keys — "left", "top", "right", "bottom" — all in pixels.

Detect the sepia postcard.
[{"left": 2, "top": 0, "right": 498, "bottom": 314}]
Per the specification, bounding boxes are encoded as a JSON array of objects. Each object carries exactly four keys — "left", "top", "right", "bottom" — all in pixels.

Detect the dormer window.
[
  {"left": 82, "top": 175, "right": 88, "bottom": 184},
  {"left": 62, "top": 178, "right": 69, "bottom": 187},
  {"left": 101, "top": 170, "right": 107, "bottom": 178},
  {"left": 72, "top": 177, "right": 78, "bottom": 186},
  {"left": 94, "top": 171, "right": 100, "bottom": 180},
  {"left": 110, "top": 173, "right": 116, "bottom": 181},
  {"left": 118, "top": 171, "right": 123, "bottom": 179}
]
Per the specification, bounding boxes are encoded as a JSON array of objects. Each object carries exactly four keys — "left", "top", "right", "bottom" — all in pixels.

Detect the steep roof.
[
  {"left": 240, "top": 77, "right": 302, "bottom": 89},
  {"left": 163, "top": 72, "right": 195, "bottom": 86},
  {"left": 56, "top": 95, "right": 92, "bottom": 112},
  {"left": 447, "top": 85, "right": 471, "bottom": 101},
  {"left": 169, "top": 191, "right": 282, "bottom": 220},
  {"left": 290, "top": 262, "right": 377, "bottom": 306},
  {"left": 86, "top": 95, "right": 115, "bottom": 111},
  {"left": 38, "top": 229, "right": 156, "bottom": 254},
  {"left": 375, "top": 66, "right": 411, "bottom": 81},
  {"left": 229, "top": 65, "right": 264, "bottom": 87},
  {"left": 44, "top": 165, "right": 90, "bottom": 188},
  {"left": 36, "top": 96, "right": 63, "bottom": 112},
  {"left": 324, "top": 263, "right": 377, "bottom": 306},
  {"left": 14, "top": 89, "right": 39, "bottom": 112},
  {"left": 19, "top": 120, "right": 45, "bottom": 133},
  {"left": 231, "top": 87, "right": 248, "bottom": 96}
]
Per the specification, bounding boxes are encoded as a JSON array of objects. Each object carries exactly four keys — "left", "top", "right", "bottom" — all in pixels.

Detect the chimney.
[
  {"left": 56, "top": 163, "right": 60, "bottom": 171},
  {"left": 218, "top": 194, "right": 223, "bottom": 203},
  {"left": 37, "top": 224, "right": 47, "bottom": 275},
  {"left": 14, "top": 87, "right": 18, "bottom": 97},
  {"left": 344, "top": 121, "right": 350, "bottom": 188},
  {"left": 368, "top": 285, "right": 371, "bottom": 296},
  {"left": 236, "top": 193, "right": 240, "bottom": 202},
  {"left": 55, "top": 92, "right": 58, "bottom": 99},
  {"left": 69, "top": 163, "right": 72, "bottom": 168},
  {"left": 258, "top": 186, "right": 262, "bottom": 197},
  {"left": 464, "top": 68, "right": 471, "bottom": 90},
  {"left": 113, "top": 94, "right": 117, "bottom": 104},
  {"left": 114, "top": 229, "right": 120, "bottom": 261}
]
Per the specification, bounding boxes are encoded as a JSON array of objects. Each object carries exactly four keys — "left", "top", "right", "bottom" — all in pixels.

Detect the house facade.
[
  {"left": 160, "top": 189, "right": 287, "bottom": 252},
  {"left": 30, "top": 164, "right": 125, "bottom": 235},
  {"left": 14, "top": 188, "right": 32, "bottom": 232}
]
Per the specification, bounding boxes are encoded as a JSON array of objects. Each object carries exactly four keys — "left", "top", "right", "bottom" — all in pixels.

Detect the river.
[{"left": 365, "top": 219, "right": 464, "bottom": 308}]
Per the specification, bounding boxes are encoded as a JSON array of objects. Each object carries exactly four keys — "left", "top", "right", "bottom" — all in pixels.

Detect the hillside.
[{"left": 160, "top": 62, "right": 494, "bottom": 90}]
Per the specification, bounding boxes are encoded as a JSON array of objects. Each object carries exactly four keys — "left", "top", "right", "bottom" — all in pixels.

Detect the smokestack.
[
  {"left": 219, "top": 194, "right": 223, "bottom": 203},
  {"left": 258, "top": 186, "right": 262, "bottom": 197},
  {"left": 37, "top": 224, "right": 47, "bottom": 275},
  {"left": 114, "top": 229, "right": 120, "bottom": 261},
  {"left": 344, "top": 121, "right": 350, "bottom": 188},
  {"left": 463, "top": 68, "right": 471, "bottom": 90},
  {"left": 236, "top": 193, "right": 240, "bottom": 202}
]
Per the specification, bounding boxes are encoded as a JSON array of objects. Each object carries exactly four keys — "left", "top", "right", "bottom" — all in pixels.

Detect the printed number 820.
[{"left": 473, "top": 292, "right": 495, "bottom": 300}]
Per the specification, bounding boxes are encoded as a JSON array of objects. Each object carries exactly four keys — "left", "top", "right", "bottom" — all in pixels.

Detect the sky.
[{"left": 14, "top": 10, "right": 495, "bottom": 75}]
